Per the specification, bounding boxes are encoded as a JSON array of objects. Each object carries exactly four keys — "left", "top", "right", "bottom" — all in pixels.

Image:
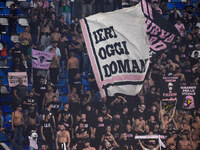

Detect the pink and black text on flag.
[
  {"left": 140, "top": 0, "right": 179, "bottom": 52},
  {"left": 80, "top": 4, "right": 150, "bottom": 97}
]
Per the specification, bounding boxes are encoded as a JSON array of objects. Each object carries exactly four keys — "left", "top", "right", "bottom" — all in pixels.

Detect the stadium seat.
[
  {"left": 1, "top": 78, "right": 9, "bottom": 86},
  {"left": 16, "top": 25, "right": 24, "bottom": 34},
  {"left": 0, "top": 69, "right": 6, "bottom": 77},
  {"left": 5, "top": 114, "right": 11, "bottom": 123},
  {"left": 58, "top": 78, "right": 66, "bottom": 86},
  {"left": 6, "top": 1, "right": 14, "bottom": 8},
  {"left": 0, "top": 1, "right": 6, "bottom": 8},
  {"left": 0, "top": 18, "right": 8, "bottom": 26},
  {"left": 59, "top": 96, "right": 68, "bottom": 103},
  {"left": 176, "top": 3, "right": 185, "bottom": 10},
  {"left": 167, "top": 3, "right": 175, "bottom": 10},
  {"left": 16, "top": 9, "right": 23, "bottom": 16},
  {"left": 0, "top": 131, "right": 8, "bottom": 142},
  {"left": 1, "top": 35, "right": 11, "bottom": 43},
  {"left": 5, "top": 95, "right": 12, "bottom": 103},
  {"left": 171, "top": 0, "right": 181, "bottom": 2},
  {"left": 63, "top": 86, "right": 69, "bottom": 94},
  {"left": 1, "top": 105, "right": 12, "bottom": 113},
  {"left": 2, "top": 8, "right": 10, "bottom": 16},
  {"left": 3, "top": 123, "right": 12, "bottom": 132},
  {"left": 82, "top": 78, "right": 88, "bottom": 86},
  {"left": 18, "top": 18, "right": 28, "bottom": 26},
  {"left": 191, "top": 0, "right": 199, "bottom": 2},
  {"left": 11, "top": 35, "right": 19, "bottom": 43}
]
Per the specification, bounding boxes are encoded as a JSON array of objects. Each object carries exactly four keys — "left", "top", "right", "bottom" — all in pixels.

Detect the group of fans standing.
[{"left": 0, "top": 0, "right": 200, "bottom": 150}]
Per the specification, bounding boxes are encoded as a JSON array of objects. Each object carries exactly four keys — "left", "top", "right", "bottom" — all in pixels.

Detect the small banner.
[
  {"left": 8, "top": 72, "right": 28, "bottom": 87},
  {"left": 140, "top": 0, "right": 179, "bottom": 52},
  {"left": 80, "top": 4, "right": 150, "bottom": 97},
  {"left": 181, "top": 86, "right": 196, "bottom": 110},
  {"left": 160, "top": 76, "right": 180, "bottom": 113},
  {"left": 32, "top": 49, "right": 54, "bottom": 69},
  {"left": 135, "top": 135, "right": 166, "bottom": 139},
  {"left": 160, "top": 76, "right": 180, "bottom": 102}
]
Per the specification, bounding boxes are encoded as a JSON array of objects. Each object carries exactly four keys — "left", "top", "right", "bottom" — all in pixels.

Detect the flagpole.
[{"left": 159, "top": 135, "right": 162, "bottom": 150}]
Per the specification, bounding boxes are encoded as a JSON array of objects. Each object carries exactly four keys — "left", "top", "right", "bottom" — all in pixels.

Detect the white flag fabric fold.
[
  {"left": 159, "top": 135, "right": 166, "bottom": 148},
  {"left": 80, "top": 4, "right": 150, "bottom": 97}
]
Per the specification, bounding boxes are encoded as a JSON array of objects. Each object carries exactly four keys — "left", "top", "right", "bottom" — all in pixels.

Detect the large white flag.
[{"left": 80, "top": 4, "right": 150, "bottom": 97}]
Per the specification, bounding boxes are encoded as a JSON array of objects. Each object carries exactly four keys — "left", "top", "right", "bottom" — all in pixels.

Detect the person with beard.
[
  {"left": 69, "top": 73, "right": 83, "bottom": 97},
  {"left": 41, "top": 114, "right": 55, "bottom": 150},
  {"left": 85, "top": 105, "right": 96, "bottom": 135},
  {"left": 42, "top": 103, "right": 56, "bottom": 129},
  {"left": 76, "top": 122, "right": 90, "bottom": 149},
  {"left": 50, "top": 27, "right": 61, "bottom": 43},
  {"left": 58, "top": 103, "right": 73, "bottom": 125},
  {"left": 10, "top": 43, "right": 25, "bottom": 62},
  {"left": 58, "top": 34, "right": 69, "bottom": 72},
  {"left": 13, "top": 78, "right": 28, "bottom": 108},
  {"left": 138, "top": 139, "right": 160, "bottom": 150},
  {"left": 93, "top": 116, "right": 106, "bottom": 149},
  {"left": 61, "top": 113, "right": 72, "bottom": 133},
  {"left": 100, "top": 126, "right": 119, "bottom": 150},
  {"left": 132, "top": 103, "right": 148, "bottom": 120},
  {"left": 81, "top": 90, "right": 92, "bottom": 113},
  {"left": 32, "top": 77, "right": 47, "bottom": 113},
  {"left": 49, "top": 46, "right": 61, "bottom": 85},
  {"left": 111, "top": 123, "right": 121, "bottom": 144},
  {"left": 47, "top": 96, "right": 61, "bottom": 124},
  {"left": 12, "top": 57, "right": 26, "bottom": 72},
  {"left": 145, "top": 86, "right": 157, "bottom": 109},
  {"left": 56, "top": 124, "right": 70, "bottom": 150},
  {"left": 40, "top": 16, "right": 53, "bottom": 48},
  {"left": 8, "top": 4, "right": 18, "bottom": 35},
  {"left": 42, "top": 84, "right": 56, "bottom": 110},
  {"left": 76, "top": 113, "right": 93, "bottom": 139},
  {"left": 68, "top": 35, "right": 81, "bottom": 64},
  {"left": 120, "top": 133, "right": 133, "bottom": 150},
  {"left": 23, "top": 91, "right": 37, "bottom": 112},
  {"left": 110, "top": 95, "right": 127, "bottom": 115},
  {"left": 70, "top": 17, "right": 81, "bottom": 35},
  {"left": 124, "top": 124, "right": 135, "bottom": 149},
  {"left": 25, "top": 106, "right": 40, "bottom": 143},
  {"left": 29, "top": 14, "right": 40, "bottom": 45},
  {"left": 83, "top": 140, "right": 96, "bottom": 150},
  {"left": 68, "top": 87, "right": 81, "bottom": 120},
  {"left": 67, "top": 51, "right": 79, "bottom": 92}
]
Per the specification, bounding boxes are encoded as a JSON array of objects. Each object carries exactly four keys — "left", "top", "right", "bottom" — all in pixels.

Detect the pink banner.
[
  {"left": 8, "top": 72, "right": 28, "bottom": 87},
  {"left": 32, "top": 49, "right": 54, "bottom": 69}
]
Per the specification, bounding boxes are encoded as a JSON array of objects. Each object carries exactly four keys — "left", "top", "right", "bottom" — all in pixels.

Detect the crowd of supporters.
[{"left": 0, "top": 0, "right": 200, "bottom": 150}]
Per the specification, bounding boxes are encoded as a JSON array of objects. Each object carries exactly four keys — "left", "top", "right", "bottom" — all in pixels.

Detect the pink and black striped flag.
[{"left": 140, "top": 0, "right": 179, "bottom": 52}]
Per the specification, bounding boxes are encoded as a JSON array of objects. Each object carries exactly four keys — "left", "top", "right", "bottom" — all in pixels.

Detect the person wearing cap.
[{"left": 10, "top": 104, "right": 24, "bottom": 149}]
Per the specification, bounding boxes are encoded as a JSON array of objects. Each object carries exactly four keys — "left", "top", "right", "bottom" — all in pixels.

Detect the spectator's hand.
[
  {"left": 43, "top": 137, "right": 46, "bottom": 141},
  {"left": 56, "top": 146, "right": 59, "bottom": 150}
]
